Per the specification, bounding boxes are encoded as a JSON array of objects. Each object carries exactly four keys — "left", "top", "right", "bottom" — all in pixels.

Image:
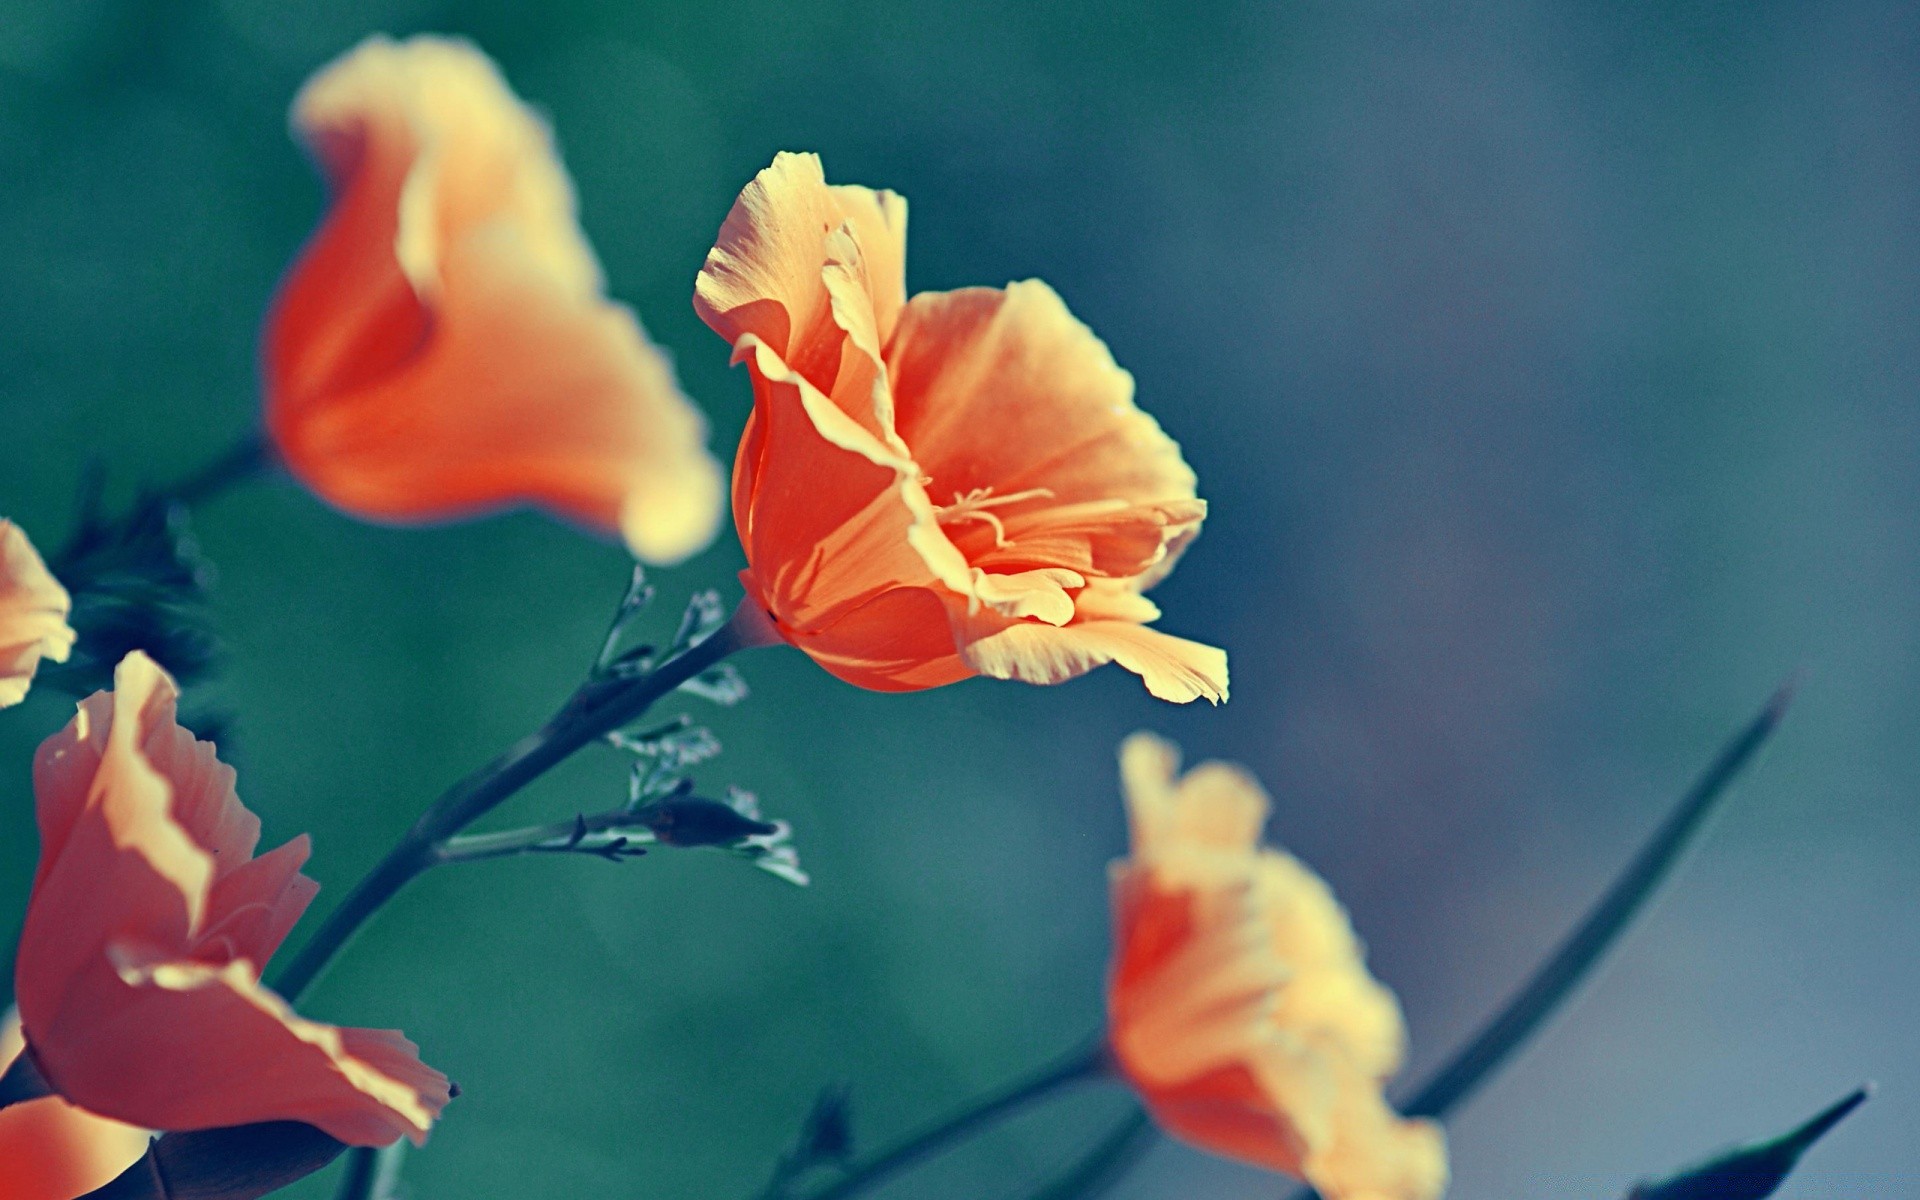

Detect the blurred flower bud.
[{"left": 635, "top": 794, "right": 779, "bottom": 847}]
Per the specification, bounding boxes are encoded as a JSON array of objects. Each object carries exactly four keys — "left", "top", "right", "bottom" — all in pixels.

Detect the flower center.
[{"left": 933, "top": 486, "right": 1054, "bottom": 548}]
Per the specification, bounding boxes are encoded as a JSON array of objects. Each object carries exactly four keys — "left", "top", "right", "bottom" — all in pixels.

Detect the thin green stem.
[
  {"left": 1401, "top": 680, "right": 1793, "bottom": 1121},
  {"left": 335, "top": 1142, "right": 407, "bottom": 1200},
  {"left": 166, "top": 431, "right": 273, "bottom": 507},
  {"left": 1021, "top": 1106, "right": 1154, "bottom": 1200},
  {"left": 270, "top": 601, "right": 774, "bottom": 1003},
  {"left": 781, "top": 1038, "right": 1108, "bottom": 1200},
  {"left": 1279, "top": 681, "right": 1794, "bottom": 1200},
  {"left": 436, "top": 811, "right": 653, "bottom": 864},
  {"left": 333, "top": 1148, "right": 376, "bottom": 1200}
]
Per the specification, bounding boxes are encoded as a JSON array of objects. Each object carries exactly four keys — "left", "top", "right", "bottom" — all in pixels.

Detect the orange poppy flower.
[
  {"left": 1106, "top": 734, "right": 1445, "bottom": 1199},
  {"left": 695, "top": 153, "right": 1226, "bottom": 701},
  {"left": 0, "top": 520, "right": 74, "bottom": 708},
  {"left": 0, "top": 1008, "right": 150, "bottom": 1200},
  {"left": 265, "top": 35, "right": 723, "bottom": 564},
  {"left": 13, "top": 651, "right": 450, "bottom": 1146}
]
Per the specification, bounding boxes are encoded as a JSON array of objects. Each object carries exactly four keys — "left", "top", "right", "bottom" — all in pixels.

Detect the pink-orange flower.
[
  {"left": 14, "top": 652, "right": 450, "bottom": 1146},
  {"left": 0, "top": 1008, "right": 150, "bottom": 1200},
  {"left": 1106, "top": 734, "right": 1445, "bottom": 1200},
  {"left": 265, "top": 35, "right": 724, "bottom": 564},
  {"left": 695, "top": 153, "right": 1226, "bottom": 702},
  {"left": 0, "top": 520, "right": 74, "bottom": 708}
]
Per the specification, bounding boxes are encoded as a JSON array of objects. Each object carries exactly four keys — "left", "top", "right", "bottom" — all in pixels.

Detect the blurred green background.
[{"left": 2, "top": 1, "right": 1916, "bottom": 1195}]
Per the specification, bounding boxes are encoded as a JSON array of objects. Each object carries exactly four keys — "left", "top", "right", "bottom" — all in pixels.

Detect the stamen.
[{"left": 934, "top": 486, "right": 1055, "bottom": 549}]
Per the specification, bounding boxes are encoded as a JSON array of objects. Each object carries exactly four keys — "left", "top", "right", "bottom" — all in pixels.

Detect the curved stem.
[
  {"left": 1278, "top": 681, "right": 1794, "bottom": 1200},
  {"left": 788, "top": 1038, "right": 1108, "bottom": 1200},
  {"left": 165, "top": 431, "right": 273, "bottom": 507},
  {"left": 1021, "top": 1105, "right": 1154, "bottom": 1200},
  {"left": 1400, "top": 678, "right": 1793, "bottom": 1122},
  {"left": 271, "top": 601, "right": 774, "bottom": 1003}
]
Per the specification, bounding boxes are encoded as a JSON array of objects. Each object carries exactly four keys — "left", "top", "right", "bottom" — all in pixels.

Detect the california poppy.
[
  {"left": 0, "top": 520, "right": 74, "bottom": 708},
  {"left": 14, "top": 652, "right": 450, "bottom": 1146},
  {"left": 0, "top": 1008, "right": 150, "bottom": 1200},
  {"left": 1106, "top": 734, "right": 1445, "bottom": 1199},
  {"left": 696, "top": 153, "right": 1226, "bottom": 702},
  {"left": 265, "top": 36, "right": 723, "bottom": 565}
]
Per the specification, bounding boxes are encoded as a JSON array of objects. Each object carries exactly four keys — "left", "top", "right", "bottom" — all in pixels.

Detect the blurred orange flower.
[
  {"left": 13, "top": 652, "right": 451, "bottom": 1147},
  {"left": 1106, "top": 734, "right": 1445, "bottom": 1200},
  {"left": 0, "top": 1008, "right": 149, "bottom": 1200},
  {"left": 0, "top": 521, "right": 74, "bottom": 708},
  {"left": 695, "top": 153, "right": 1226, "bottom": 702},
  {"left": 265, "top": 36, "right": 724, "bottom": 565}
]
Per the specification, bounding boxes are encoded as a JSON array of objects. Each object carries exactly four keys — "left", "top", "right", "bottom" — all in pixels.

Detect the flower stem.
[
  {"left": 1020, "top": 1105, "right": 1154, "bottom": 1200},
  {"left": 1277, "top": 680, "right": 1795, "bottom": 1200},
  {"left": 779, "top": 1038, "right": 1108, "bottom": 1200},
  {"left": 166, "top": 430, "right": 274, "bottom": 507},
  {"left": 435, "top": 811, "right": 653, "bottom": 864},
  {"left": 270, "top": 600, "right": 775, "bottom": 1004},
  {"left": 1400, "top": 679, "right": 1794, "bottom": 1121}
]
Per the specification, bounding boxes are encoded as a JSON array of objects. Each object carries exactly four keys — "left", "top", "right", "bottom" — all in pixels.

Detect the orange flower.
[
  {"left": 1106, "top": 734, "right": 1445, "bottom": 1200},
  {"left": 0, "top": 520, "right": 74, "bottom": 708},
  {"left": 14, "top": 652, "right": 450, "bottom": 1146},
  {"left": 695, "top": 154, "right": 1226, "bottom": 702},
  {"left": 0, "top": 1008, "right": 150, "bottom": 1200},
  {"left": 265, "top": 36, "right": 723, "bottom": 565}
]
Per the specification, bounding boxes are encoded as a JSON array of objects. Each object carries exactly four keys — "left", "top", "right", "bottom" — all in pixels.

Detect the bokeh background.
[{"left": 2, "top": 1, "right": 1916, "bottom": 1195}]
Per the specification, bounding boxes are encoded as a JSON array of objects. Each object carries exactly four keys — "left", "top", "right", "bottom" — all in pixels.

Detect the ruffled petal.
[
  {"left": 695, "top": 151, "right": 908, "bottom": 415},
  {"left": 732, "top": 337, "right": 964, "bottom": 632},
  {"left": 888, "top": 281, "right": 1198, "bottom": 513},
  {"left": 0, "top": 521, "right": 75, "bottom": 710},
  {"left": 17, "top": 653, "right": 442, "bottom": 1148},
  {"left": 35, "top": 948, "right": 449, "bottom": 1146},
  {"left": 1107, "top": 871, "right": 1279, "bottom": 1085},
  {"left": 266, "top": 36, "right": 720, "bottom": 564},
  {"left": 1106, "top": 739, "right": 1444, "bottom": 1200},
  {"left": 1254, "top": 854, "right": 1408, "bottom": 1079},
  {"left": 962, "top": 619, "right": 1228, "bottom": 704},
  {"left": 22, "top": 657, "right": 212, "bottom": 1025},
  {"left": 0, "top": 1009, "right": 150, "bottom": 1200},
  {"left": 1119, "top": 733, "right": 1268, "bottom": 867},
  {"left": 752, "top": 581, "right": 972, "bottom": 693}
]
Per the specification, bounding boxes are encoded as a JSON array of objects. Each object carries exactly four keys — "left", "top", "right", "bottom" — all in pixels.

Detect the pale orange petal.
[
  {"left": 1254, "top": 854, "right": 1408, "bottom": 1079},
  {"left": 1119, "top": 732, "right": 1268, "bottom": 867},
  {"left": 17, "top": 653, "right": 444, "bottom": 1146},
  {"left": 695, "top": 151, "right": 908, "bottom": 418},
  {"left": 1106, "top": 738, "right": 1444, "bottom": 1200},
  {"left": 266, "top": 36, "right": 721, "bottom": 564},
  {"left": 731, "top": 337, "right": 952, "bottom": 629},
  {"left": 888, "top": 281, "right": 1197, "bottom": 513},
  {"left": 1107, "top": 870, "right": 1279, "bottom": 1086},
  {"left": 0, "top": 1010, "right": 150, "bottom": 1200},
  {"left": 46, "top": 948, "right": 450, "bottom": 1146},
  {"left": 962, "top": 618, "right": 1228, "bottom": 704},
  {"left": 702, "top": 157, "right": 1220, "bottom": 699},
  {"left": 22, "top": 658, "right": 212, "bottom": 1020},
  {"left": 0, "top": 521, "right": 74, "bottom": 710}
]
